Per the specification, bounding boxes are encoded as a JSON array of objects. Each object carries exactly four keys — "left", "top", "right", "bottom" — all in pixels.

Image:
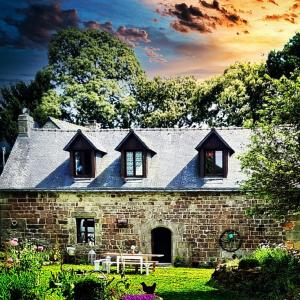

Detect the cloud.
[
  {"left": 268, "top": 0, "right": 279, "bottom": 5},
  {"left": 2, "top": 2, "right": 79, "bottom": 48},
  {"left": 116, "top": 26, "right": 150, "bottom": 47},
  {"left": 167, "top": 3, "right": 218, "bottom": 33},
  {"left": 84, "top": 20, "right": 150, "bottom": 47},
  {"left": 84, "top": 21, "right": 113, "bottom": 33},
  {"left": 199, "top": 0, "right": 248, "bottom": 25},
  {"left": 163, "top": 1, "right": 248, "bottom": 34},
  {"left": 144, "top": 46, "right": 167, "bottom": 62},
  {"left": 264, "top": 13, "right": 297, "bottom": 23}
]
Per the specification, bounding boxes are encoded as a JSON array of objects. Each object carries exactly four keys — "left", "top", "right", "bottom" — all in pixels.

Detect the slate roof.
[
  {"left": 0, "top": 126, "right": 252, "bottom": 191},
  {"left": 43, "top": 117, "right": 86, "bottom": 131}
]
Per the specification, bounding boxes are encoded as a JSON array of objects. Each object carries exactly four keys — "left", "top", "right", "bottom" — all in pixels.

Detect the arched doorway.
[{"left": 151, "top": 227, "right": 172, "bottom": 263}]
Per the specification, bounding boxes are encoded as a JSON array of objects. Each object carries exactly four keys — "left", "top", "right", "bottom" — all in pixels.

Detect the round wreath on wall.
[{"left": 219, "top": 229, "right": 243, "bottom": 252}]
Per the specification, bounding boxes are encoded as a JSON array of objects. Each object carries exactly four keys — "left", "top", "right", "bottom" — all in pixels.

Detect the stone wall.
[{"left": 0, "top": 191, "right": 286, "bottom": 263}]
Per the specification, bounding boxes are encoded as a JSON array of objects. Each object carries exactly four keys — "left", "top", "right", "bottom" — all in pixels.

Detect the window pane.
[
  {"left": 205, "top": 151, "right": 214, "bottom": 175},
  {"left": 126, "top": 152, "right": 134, "bottom": 176},
  {"left": 215, "top": 151, "right": 223, "bottom": 168},
  {"left": 135, "top": 151, "right": 143, "bottom": 176},
  {"left": 75, "top": 152, "right": 84, "bottom": 175},
  {"left": 74, "top": 151, "right": 92, "bottom": 176},
  {"left": 76, "top": 218, "right": 95, "bottom": 244},
  {"left": 215, "top": 151, "right": 223, "bottom": 175}
]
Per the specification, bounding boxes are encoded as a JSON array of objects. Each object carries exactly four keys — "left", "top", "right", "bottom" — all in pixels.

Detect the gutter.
[{"left": 0, "top": 187, "right": 241, "bottom": 193}]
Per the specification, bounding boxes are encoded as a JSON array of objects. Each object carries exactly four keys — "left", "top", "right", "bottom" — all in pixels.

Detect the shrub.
[
  {"left": 238, "top": 258, "right": 259, "bottom": 269},
  {"left": 74, "top": 276, "right": 106, "bottom": 300},
  {"left": 174, "top": 256, "right": 187, "bottom": 267},
  {"left": 0, "top": 271, "right": 42, "bottom": 300},
  {"left": 211, "top": 246, "right": 300, "bottom": 300}
]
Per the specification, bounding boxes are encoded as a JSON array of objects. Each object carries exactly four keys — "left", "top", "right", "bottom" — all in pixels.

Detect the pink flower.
[
  {"left": 37, "top": 245, "right": 44, "bottom": 252},
  {"left": 9, "top": 238, "right": 18, "bottom": 246}
]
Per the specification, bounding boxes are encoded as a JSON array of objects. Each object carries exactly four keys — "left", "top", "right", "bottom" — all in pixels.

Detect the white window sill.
[
  {"left": 73, "top": 177, "right": 93, "bottom": 183},
  {"left": 203, "top": 177, "right": 224, "bottom": 181},
  {"left": 124, "top": 177, "right": 143, "bottom": 183}
]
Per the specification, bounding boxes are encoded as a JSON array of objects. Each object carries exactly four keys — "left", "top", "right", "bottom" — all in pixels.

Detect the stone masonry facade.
[{"left": 0, "top": 191, "right": 287, "bottom": 264}]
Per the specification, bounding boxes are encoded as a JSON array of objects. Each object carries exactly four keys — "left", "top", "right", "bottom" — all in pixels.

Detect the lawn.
[{"left": 42, "top": 264, "right": 240, "bottom": 300}]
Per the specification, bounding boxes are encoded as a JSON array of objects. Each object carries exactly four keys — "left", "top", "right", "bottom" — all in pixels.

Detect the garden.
[{"left": 0, "top": 238, "right": 300, "bottom": 300}]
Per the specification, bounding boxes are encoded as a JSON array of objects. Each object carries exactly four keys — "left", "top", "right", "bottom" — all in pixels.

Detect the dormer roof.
[
  {"left": 195, "top": 128, "right": 235, "bottom": 155},
  {"left": 115, "top": 129, "right": 156, "bottom": 156},
  {"left": 63, "top": 129, "right": 107, "bottom": 155}
]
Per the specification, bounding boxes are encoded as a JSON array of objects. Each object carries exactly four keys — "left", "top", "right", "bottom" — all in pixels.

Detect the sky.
[{"left": 0, "top": 0, "right": 299, "bottom": 86}]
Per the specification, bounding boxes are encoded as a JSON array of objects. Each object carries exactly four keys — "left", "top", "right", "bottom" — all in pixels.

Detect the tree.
[
  {"left": 0, "top": 69, "right": 52, "bottom": 146},
  {"left": 192, "top": 62, "right": 269, "bottom": 127},
  {"left": 267, "top": 32, "right": 300, "bottom": 79},
  {"left": 240, "top": 74, "right": 300, "bottom": 217},
  {"left": 35, "top": 28, "right": 145, "bottom": 127},
  {"left": 135, "top": 76, "right": 199, "bottom": 127}
]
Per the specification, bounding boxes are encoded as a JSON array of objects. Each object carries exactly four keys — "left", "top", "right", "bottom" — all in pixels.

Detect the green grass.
[{"left": 42, "top": 264, "right": 240, "bottom": 300}]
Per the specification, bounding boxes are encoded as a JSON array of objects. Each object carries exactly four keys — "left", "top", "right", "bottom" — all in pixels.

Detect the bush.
[
  {"left": 210, "top": 246, "right": 300, "bottom": 300},
  {"left": 174, "top": 256, "right": 187, "bottom": 267},
  {"left": 74, "top": 276, "right": 106, "bottom": 300},
  {"left": 0, "top": 271, "right": 42, "bottom": 300},
  {"left": 0, "top": 239, "right": 52, "bottom": 299},
  {"left": 238, "top": 258, "right": 259, "bottom": 269}
]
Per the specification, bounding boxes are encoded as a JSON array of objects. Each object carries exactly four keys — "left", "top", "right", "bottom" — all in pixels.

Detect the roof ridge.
[{"left": 33, "top": 126, "right": 247, "bottom": 132}]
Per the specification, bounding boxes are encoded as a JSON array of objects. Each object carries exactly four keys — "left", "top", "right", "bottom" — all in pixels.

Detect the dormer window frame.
[
  {"left": 124, "top": 150, "right": 145, "bottom": 178},
  {"left": 195, "top": 129, "right": 234, "bottom": 179},
  {"left": 115, "top": 130, "right": 156, "bottom": 179},
  {"left": 204, "top": 149, "right": 225, "bottom": 177},
  {"left": 64, "top": 129, "right": 107, "bottom": 179},
  {"left": 71, "top": 149, "right": 95, "bottom": 178}
]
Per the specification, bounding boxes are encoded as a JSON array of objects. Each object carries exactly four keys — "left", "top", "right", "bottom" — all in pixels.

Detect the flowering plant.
[{"left": 122, "top": 295, "right": 156, "bottom": 300}]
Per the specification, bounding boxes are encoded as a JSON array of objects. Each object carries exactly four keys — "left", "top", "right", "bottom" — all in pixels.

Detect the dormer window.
[
  {"left": 115, "top": 129, "right": 156, "bottom": 178},
  {"left": 195, "top": 129, "right": 234, "bottom": 178},
  {"left": 64, "top": 129, "right": 107, "bottom": 178},
  {"left": 126, "top": 151, "right": 143, "bottom": 177},
  {"left": 205, "top": 150, "right": 223, "bottom": 176},
  {"left": 74, "top": 151, "right": 92, "bottom": 177}
]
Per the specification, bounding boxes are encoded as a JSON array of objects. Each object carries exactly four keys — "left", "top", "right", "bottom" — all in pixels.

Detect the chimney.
[
  {"left": 86, "top": 120, "right": 101, "bottom": 130},
  {"left": 18, "top": 108, "right": 34, "bottom": 137}
]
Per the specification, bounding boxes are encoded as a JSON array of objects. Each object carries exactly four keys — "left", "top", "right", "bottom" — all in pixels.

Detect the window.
[
  {"left": 76, "top": 218, "right": 95, "bottom": 244},
  {"left": 125, "top": 151, "right": 143, "bottom": 177},
  {"left": 74, "top": 151, "right": 92, "bottom": 177},
  {"left": 205, "top": 150, "right": 223, "bottom": 176}
]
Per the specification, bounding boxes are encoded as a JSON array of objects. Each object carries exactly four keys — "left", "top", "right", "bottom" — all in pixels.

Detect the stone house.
[{"left": 0, "top": 112, "right": 291, "bottom": 264}]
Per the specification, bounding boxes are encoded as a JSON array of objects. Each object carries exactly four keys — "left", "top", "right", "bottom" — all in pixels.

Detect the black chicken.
[{"left": 140, "top": 282, "right": 156, "bottom": 294}]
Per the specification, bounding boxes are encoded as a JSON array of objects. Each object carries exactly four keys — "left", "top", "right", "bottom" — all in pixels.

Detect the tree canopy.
[
  {"left": 0, "top": 69, "right": 52, "bottom": 146},
  {"left": 267, "top": 32, "right": 300, "bottom": 79},
  {"left": 192, "top": 62, "right": 270, "bottom": 127},
  {"left": 36, "top": 28, "right": 145, "bottom": 127},
  {"left": 240, "top": 74, "right": 300, "bottom": 217}
]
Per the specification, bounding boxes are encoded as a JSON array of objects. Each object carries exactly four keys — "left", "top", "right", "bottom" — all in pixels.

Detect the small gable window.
[
  {"left": 195, "top": 129, "right": 234, "bottom": 178},
  {"left": 76, "top": 218, "right": 95, "bottom": 244},
  {"left": 74, "top": 151, "right": 92, "bottom": 177},
  {"left": 205, "top": 150, "right": 223, "bottom": 176},
  {"left": 115, "top": 129, "right": 156, "bottom": 178},
  {"left": 126, "top": 151, "right": 143, "bottom": 177},
  {"left": 63, "top": 129, "right": 107, "bottom": 178}
]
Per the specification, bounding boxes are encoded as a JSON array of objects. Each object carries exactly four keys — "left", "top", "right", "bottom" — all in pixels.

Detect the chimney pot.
[{"left": 18, "top": 109, "right": 34, "bottom": 137}]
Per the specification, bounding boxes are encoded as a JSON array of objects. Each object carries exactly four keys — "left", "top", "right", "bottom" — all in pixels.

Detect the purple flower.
[
  {"left": 122, "top": 295, "right": 155, "bottom": 300},
  {"left": 9, "top": 238, "right": 18, "bottom": 246}
]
